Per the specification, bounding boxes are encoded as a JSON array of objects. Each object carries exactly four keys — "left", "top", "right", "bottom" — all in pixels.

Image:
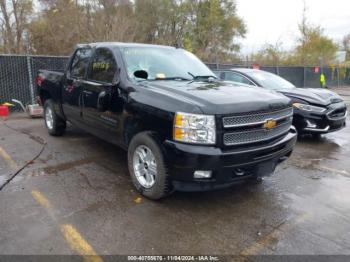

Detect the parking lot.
[{"left": 0, "top": 93, "right": 350, "bottom": 257}]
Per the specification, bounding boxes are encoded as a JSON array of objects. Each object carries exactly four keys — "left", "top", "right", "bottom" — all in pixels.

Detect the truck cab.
[{"left": 37, "top": 42, "right": 297, "bottom": 199}]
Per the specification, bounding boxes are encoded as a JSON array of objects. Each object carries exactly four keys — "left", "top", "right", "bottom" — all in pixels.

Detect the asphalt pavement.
[{"left": 0, "top": 110, "right": 349, "bottom": 258}]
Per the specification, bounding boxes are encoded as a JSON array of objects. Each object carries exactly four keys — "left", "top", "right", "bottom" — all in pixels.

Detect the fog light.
[
  {"left": 306, "top": 120, "right": 317, "bottom": 128},
  {"left": 194, "top": 170, "right": 212, "bottom": 179}
]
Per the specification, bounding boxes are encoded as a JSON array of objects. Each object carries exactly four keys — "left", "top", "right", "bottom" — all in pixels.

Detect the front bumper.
[
  {"left": 163, "top": 129, "right": 297, "bottom": 191},
  {"left": 294, "top": 102, "right": 347, "bottom": 134}
]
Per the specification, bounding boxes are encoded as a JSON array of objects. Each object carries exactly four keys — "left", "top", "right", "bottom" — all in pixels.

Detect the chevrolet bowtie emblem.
[{"left": 263, "top": 119, "right": 277, "bottom": 130}]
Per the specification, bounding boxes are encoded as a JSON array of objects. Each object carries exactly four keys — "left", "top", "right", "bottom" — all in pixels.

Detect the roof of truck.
[{"left": 76, "top": 42, "right": 178, "bottom": 49}]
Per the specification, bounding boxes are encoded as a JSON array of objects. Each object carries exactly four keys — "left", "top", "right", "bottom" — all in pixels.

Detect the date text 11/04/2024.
[{"left": 127, "top": 255, "right": 220, "bottom": 261}]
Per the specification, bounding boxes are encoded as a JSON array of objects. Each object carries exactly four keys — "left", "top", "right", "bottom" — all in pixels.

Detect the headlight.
[
  {"left": 293, "top": 103, "right": 326, "bottom": 113},
  {"left": 174, "top": 112, "right": 216, "bottom": 144}
]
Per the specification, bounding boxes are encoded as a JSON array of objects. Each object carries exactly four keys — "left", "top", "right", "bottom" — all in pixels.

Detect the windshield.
[
  {"left": 246, "top": 70, "right": 296, "bottom": 90},
  {"left": 120, "top": 47, "right": 216, "bottom": 81}
]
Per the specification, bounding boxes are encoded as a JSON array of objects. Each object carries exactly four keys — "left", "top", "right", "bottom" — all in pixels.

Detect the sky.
[{"left": 236, "top": 0, "right": 350, "bottom": 55}]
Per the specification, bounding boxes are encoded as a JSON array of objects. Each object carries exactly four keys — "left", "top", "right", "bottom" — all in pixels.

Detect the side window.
[
  {"left": 89, "top": 48, "right": 117, "bottom": 83},
  {"left": 70, "top": 48, "right": 92, "bottom": 78},
  {"left": 225, "top": 72, "right": 254, "bottom": 85},
  {"left": 213, "top": 71, "right": 221, "bottom": 78}
]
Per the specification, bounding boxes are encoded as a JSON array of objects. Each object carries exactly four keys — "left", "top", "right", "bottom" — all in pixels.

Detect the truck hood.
[
  {"left": 143, "top": 80, "right": 291, "bottom": 115},
  {"left": 278, "top": 87, "right": 343, "bottom": 106}
]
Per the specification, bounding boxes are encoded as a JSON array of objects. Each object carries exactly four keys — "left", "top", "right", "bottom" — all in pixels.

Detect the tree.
[
  {"left": 251, "top": 42, "right": 288, "bottom": 66},
  {"left": 12, "top": 0, "right": 246, "bottom": 60},
  {"left": 28, "top": 0, "right": 137, "bottom": 55},
  {"left": 0, "top": 0, "right": 33, "bottom": 53},
  {"left": 292, "top": 1, "right": 338, "bottom": 66},
  {"left": 84, "top": 0, "right": 136, "bottom": 42},
  {"left": 191, "top": 0, "right": 246, "bottom": 62},
  {"left": 28, "top": 0, "right": 87, "bottom": 55},
  {"left": 133, "top": 0, "right": 192, "bottom": 46},
  {"left": 293, "top": 24, "right": 338, "bottom": 66},
  {"left": 342, "top": 33, "right": 350, "bottom": 61}
]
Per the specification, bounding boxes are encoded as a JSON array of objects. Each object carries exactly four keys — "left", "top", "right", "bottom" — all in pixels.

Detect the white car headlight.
[
  {"left": 174, "top": 112, "right": 216, "bottom": 144},
  {"left": 293, "top": 103, "right": 326, "bottom": 113}
]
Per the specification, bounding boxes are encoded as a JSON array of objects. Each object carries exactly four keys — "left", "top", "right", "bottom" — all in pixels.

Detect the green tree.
[
  {"left": 133, "top": 0, "right": 246, "bottom": 62},
  {"left": 293, "top": 24, "right": 338, "bottom": 66},
  {"left": 133, "top": 0, "right": 190, "bottom": 46},
  {"left": 191, "top": 0, "right": 246, "bottom": 62},
  {"left": 291, "top": 2, "right": 338, "bottom": 66}
]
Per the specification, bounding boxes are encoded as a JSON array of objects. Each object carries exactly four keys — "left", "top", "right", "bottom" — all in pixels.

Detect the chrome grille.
[
  {"left": 223, "top": 107, "right": 293, "bottom": 128},
  {"left": 223, "top": 120, "right": 292, "bottom": 146}
]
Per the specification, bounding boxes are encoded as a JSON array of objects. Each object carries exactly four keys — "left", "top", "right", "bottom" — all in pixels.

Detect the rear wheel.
[
  {"left": 128, "top": 132, "right": 172, "bottom": 200},
  {"left": 44, "top": 99, "right": 66, "bottom": 136}
]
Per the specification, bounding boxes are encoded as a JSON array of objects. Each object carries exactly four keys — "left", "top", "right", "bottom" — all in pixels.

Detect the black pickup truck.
[{"left": 36, "top": 42, "right": 297, "bottom": 199}]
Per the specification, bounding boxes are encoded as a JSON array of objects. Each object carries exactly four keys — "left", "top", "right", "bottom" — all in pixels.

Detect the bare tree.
[
  {"left": 343, "top": 33, "right": 350, "bottom": 61},
  {"left": 26, "top": 0, "right": 246, "bottom": 60},
  {"left": 298, "top": 0, "right": 308, "bottom": 65},
  {"left": 0, "top": 0, "right": 32, "bottom": 53},
  {"left": 342, "top": 34, "right": 350, "bottom": 51}
]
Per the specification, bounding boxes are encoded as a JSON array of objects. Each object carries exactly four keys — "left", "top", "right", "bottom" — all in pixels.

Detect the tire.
[
  {"left": 127, "top": 131, "right": 172, "bottom": 200},
  {"left": 44, "top": 99, "right": 66, "bottom": 136}
]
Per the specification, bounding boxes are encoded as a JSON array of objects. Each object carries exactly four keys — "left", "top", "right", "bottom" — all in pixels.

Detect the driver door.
[
  {"left": 82, "top": 47, "right": 122, "bottom": 144},
  {"left": 62, "top": 48, "right": 92, "bottom": 122}
]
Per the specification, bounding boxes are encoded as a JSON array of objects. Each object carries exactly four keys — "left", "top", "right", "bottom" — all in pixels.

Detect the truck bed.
[{"left": 37, "top": 69, "right": 65, "bottom": 103}]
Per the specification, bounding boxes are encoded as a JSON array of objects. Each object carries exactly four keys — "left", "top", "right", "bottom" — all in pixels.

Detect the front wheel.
[
  {"left": 44, "top": 99, "right": 66, "bottom": 136},
  {"left": 127, "top": 132, "right": 172, "bottom": 200}
]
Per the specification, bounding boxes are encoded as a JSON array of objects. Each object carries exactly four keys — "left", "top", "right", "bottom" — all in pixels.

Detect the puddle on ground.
[{"left": 42, "top": 157, "right": 100, "bottom": 174}]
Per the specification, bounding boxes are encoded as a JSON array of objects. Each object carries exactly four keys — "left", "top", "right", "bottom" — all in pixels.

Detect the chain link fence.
[
  {"left": 0, "top": 55, "right": 68, "bottom": 111},
  {"left": 1, "top": 55, "right": 350, "bottom": 111},
  {"left": 206, "top": 63, "right": 350, "bottom": 88}
]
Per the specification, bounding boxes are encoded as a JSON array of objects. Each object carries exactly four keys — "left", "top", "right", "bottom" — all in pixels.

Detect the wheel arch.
[
  {"left": 39, "top": 89, "right": 52, "bottom": 105},
  {"left": 123, "top": 113, "right": 173, "bottom": 148}
]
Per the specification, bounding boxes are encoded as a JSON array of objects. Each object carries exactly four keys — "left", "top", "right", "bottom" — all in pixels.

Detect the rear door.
[
  {"left": 81, "top": 47, "right": 121, "bottom": 143},
  {"left": 62, "top": 48, "right": 92, "bottom": 122}
]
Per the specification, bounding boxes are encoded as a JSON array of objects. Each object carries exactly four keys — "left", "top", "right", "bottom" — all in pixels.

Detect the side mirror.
[
  {"left": 134, "top": 70, "right": 148, "bottom": 79},
  {"left": 97, "top": 91, "right": 111, "bottom": 112}
]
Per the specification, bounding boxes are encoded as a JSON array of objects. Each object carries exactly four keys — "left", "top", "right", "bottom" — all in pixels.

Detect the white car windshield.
[
  {"left": 246, "top": 71, "right": 296, "bottom": 90},
  {"left": 120, "top": 47, "right": 216, "bottom": 81}
]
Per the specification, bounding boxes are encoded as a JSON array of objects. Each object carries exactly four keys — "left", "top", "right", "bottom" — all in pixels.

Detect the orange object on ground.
[{"left": 0, "top": 105, "right": 9, "bottom": 117}]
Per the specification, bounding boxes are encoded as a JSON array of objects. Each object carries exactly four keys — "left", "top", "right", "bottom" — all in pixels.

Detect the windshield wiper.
[
  {"left": 187, "top": 72, "right": 217, "bottom": 83},
  {"left": 154, "top": 76, "right": 192, "bottom": 81}
]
